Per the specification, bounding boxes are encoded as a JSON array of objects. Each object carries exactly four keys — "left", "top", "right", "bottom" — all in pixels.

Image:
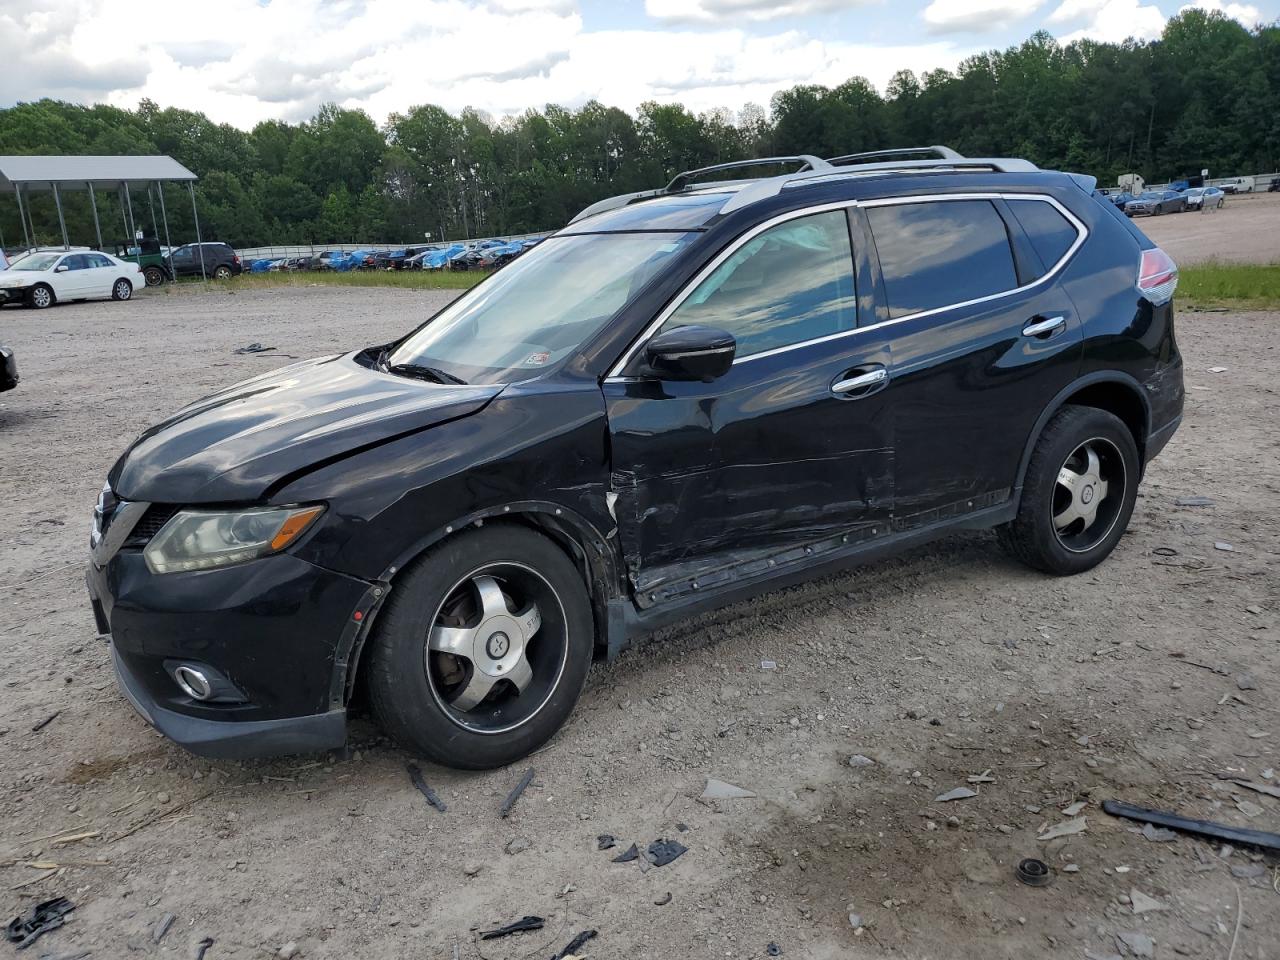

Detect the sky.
[{"left": 0, "top": 0, "right": 1274, "bottom": 129}]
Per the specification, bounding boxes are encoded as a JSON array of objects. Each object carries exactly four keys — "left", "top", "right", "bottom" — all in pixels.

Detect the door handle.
[
  {"left": 1022, "top": 315, "right": 1066, "bottom": 338},
  {"left": 831, "top": 366, "right": 888, "bottom": 396}
]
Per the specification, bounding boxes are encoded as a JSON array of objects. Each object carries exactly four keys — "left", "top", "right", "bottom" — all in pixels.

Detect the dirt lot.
[
  {"left": 1, "top": 221, "right": 1277, "bottom": 960},
  {"left": 1139, "top": 190, "right": 1280, "bottom": 265}
]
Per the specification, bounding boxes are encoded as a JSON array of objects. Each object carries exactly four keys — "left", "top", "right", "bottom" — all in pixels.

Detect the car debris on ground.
[
  {"left": 5, "top": 897, "right": 75, "bottom": 949},
  {"left": 478, "top": 915, "right": 544, "bottom": 940},
  {"left": 405, "top": 763, "right": 446, "bottom": 813},
  {"left": 498, "top": 767, "right": 535, "bottom": 818},
  {"left": 1103, "top": 799, "right": 1280, "bottom": 851}
]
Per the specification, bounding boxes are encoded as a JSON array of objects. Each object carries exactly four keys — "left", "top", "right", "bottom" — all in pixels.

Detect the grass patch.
[
  {"left": 1179, "top": 262, "right": 1280, "bottom": 309},
  {"left": 236, "top": 269, "right": 488, "bottom": 291}
]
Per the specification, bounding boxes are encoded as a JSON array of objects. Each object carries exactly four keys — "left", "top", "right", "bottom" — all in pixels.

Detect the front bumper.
[
  {"left": 0, "top": 285, "right": 29, "bottom": 305},
  {"left": 87, "top": 547, "right": 383, "bottom": 759}
]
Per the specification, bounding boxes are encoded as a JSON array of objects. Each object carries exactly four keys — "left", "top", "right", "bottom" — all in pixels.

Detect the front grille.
[{"left": 124, "top": 504, "right": 179, "bottom": 547}]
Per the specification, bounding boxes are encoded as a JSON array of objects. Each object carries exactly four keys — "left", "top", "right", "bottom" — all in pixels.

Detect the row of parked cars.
[
  {"left": 1103, "top": 186, "right": 1226, "bottom": 216},
  {"left": 245, "top": 237, "right": 546, "bottom": 274}
]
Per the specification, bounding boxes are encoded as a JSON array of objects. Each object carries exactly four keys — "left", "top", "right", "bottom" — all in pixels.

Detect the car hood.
[{"left": 112, "top": 353, "right": 503, "bottom": 503}]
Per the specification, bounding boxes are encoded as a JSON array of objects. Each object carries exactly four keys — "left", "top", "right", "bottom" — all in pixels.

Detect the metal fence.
[{"left": 1145, "top": 172, "right": 1278, "bottom": 192}]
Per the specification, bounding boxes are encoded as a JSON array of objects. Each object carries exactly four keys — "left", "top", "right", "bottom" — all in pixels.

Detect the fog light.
[{"left": 172, "top": 665, "right": 213, "bottom": 701}]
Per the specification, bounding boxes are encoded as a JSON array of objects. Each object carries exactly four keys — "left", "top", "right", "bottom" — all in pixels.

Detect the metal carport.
[{"left": 0, "top": 155, "right": 209, "bottom": 280}]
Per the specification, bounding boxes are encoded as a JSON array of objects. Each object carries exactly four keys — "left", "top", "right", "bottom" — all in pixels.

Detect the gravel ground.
[
  {"left": 1138, "top": 191, "right": 1280, "bottom": 265},
  {"left": 0, "top": 248, "right": 1277, "bottom": 959}
]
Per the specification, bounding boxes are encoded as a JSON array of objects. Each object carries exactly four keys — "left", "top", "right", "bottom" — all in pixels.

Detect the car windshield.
[
  {"left": 387, "top": 231, "right": 696, "bottom": 384},
  {"left": 8, "top": 253, "right": 60, "bottom": 271}
]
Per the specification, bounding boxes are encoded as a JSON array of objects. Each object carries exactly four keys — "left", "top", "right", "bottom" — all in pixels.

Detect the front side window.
[
  {"left": 657, "top": 209, "right": 856, "bottom": 359},
  {"left": 62, "top": 254, "right": 90, "bottom": 271},
  {"left": 389, "top": 231, "right": 696, "bottom": 384},
  {"left": 867, "top": 200, "right": 1018, "bottom": 319}
]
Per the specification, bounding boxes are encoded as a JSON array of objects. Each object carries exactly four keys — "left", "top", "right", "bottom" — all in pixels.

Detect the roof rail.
[
  {"left": 666, "top": 155, "right": 831, "bottom": 192},
  {"left": 826, "top": 145, "right": 963, "bottom": 166}
]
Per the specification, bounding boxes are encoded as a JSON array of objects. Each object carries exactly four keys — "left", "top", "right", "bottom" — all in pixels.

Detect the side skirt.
[{"left": 605, "top": 495, "right": 1015, "bottom": 657}]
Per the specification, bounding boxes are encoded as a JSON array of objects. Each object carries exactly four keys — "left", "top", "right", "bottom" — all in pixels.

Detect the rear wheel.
[
  {"left": 111, "top": 278, "right": 132, "bottom": 301},
  {"left": 143, "top": 266, "right": 165, "bottom": 287},
  {"left": 366, "top": 525, "right": 594, "bottom": 769},
  {"left": 27, "top": 284, "right": 54, "bottom": 309},
  {"left": 997, "top": 405, "right": 1139, "bottom": 575},
  {"left": 213, "top": 264, "right": 232, "bottom": 280}
]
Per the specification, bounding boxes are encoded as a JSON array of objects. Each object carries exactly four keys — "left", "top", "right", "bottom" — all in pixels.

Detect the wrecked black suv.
[{"left": 87, "top": 147, "right": 1183, "bottom": 768}]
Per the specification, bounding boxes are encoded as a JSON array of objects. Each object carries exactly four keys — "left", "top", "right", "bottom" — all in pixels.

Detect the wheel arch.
[
  {"left": 1015, "top": 372, "right": 1151, "bottom": 497},
  {"left": 338, "top": 502, "right": 623, "bottom": 706}
]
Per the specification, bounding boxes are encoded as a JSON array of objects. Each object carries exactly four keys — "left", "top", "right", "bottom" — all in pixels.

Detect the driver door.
[
  {"left": 52, "top": 254, "right": 92, "bottom": 297},
  {"left": 603, "top": 208, "right": 894, "bottom": 599}
]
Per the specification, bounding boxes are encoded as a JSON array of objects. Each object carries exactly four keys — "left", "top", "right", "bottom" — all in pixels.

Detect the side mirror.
[
  {"left": 55, "top": 264, "right": 69, "bottom": 272},
  {"left": 644, "top": 325, "right": 736, "bottom": 383}
]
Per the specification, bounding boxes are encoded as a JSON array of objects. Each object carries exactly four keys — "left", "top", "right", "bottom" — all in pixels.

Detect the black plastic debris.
[
  {"left": 233, "top": 343, "right": 276, "bottom": 355},
  {"left": 31, "top": 711, "right": 60, "bottom": 733},
  {"left": 5, "top": 897, "right": 75, "bottom": 949},
  {"left": 611, "top": 843, "right": 638, "bottom": 863},
  {"left": 767, "top": 944, "right": 782, "bottom": 956},
  {"left": 653, "top": 891, "right": 672, "bottom": 906},
  {"left": 195, "top": 936, "right": 214, "bottom": 960},
  {"left": 406, "top": 763, "right": 447, "bottom": 813},
  {"left": 551, "top": 929, "right": 597, "bottom": 959},
  {"left": 479, "top": 915, "right": 544, "bottom": 940},
  {"left": 1016, "top": 858, "right": 1053, "bottom": 887},
  {"left": 596, "top": 834, "right": 617, "bottom": 851},
  {"left": 646, "top": 838, "right": 687, "bottom": 867},
  {"left": 1103, "top": 799, "right": 1280, "bottom": 851},
  {"left": 676, "top": 822, "right": 689, "bottom": 832},
  {"left": 499, "top": 767, "right": 535, "bottom": 819}
]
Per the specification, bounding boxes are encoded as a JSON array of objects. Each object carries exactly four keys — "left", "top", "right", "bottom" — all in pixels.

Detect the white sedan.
[{"left": 0, "top": 250, "right": 145, "bottom": 309}]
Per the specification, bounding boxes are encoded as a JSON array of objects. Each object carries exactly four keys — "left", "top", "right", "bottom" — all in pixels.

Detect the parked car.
[
  {"left": 86, "top": 147, "right": 1183, "bottom": 768},
  {"left": 1218, "top": 176, "right": 1254, "bottom": 194},
  {"left": 1124, "top": 191, "right": 1186, "bottom": 216},
  {"left": 114, "top": 237, "right": 171, "bottom": 287},
  {"left": 0, "top": 250, "right": 144, "bottom": 308},
  {"left": 1268, "top": 177, "right": 1279, "bottom": 193},
  {"left": 1, "top": 344, "right": 17, "bottom": 392},
  {"left": 0, "top": 249, "right": 9, "bottom": 270},
  {"left": 168, "top": 242, "right": 242, "bottom": 280},
  {"left": 1183, "top": 187, "right": 1224, "bottom": 210}
]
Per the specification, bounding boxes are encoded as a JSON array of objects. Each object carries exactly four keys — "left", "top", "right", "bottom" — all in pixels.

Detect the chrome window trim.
[{"left": 604, "top": 192, "right": 1087, "bottom": 381}]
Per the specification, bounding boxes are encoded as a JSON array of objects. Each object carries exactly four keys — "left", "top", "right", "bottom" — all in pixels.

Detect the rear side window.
[
  {"left": 1007, "top": 199, "right": 1078, "bottom": 274},
  {"left": 867, "top": 200, "right": 1018, "bottom": 319}
]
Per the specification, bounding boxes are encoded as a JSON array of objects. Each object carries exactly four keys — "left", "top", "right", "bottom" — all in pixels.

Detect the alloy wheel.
[
  {"left": 31, "top": 287, "right": 51, "bottom": 308},
  {"left": 1052, "top": 436, "right": 1126, "bottom": 553},
  {"left": 115, "top": 280, "right": 131, "bottom": 300},
  {"left": 424, "top": 563, "right": 568, "bottom": 734}
]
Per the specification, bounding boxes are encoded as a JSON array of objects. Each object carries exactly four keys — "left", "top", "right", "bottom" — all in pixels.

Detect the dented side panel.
[{"left": 604, "top": 336, "right": 895, "bottom": 586}]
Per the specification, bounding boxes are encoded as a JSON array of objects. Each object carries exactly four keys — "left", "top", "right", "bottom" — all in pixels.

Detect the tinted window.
[
  {"left": 659, "top": 210, "right": 856, "bottom": 358},
  {"left": 868, "top": 200, "right": 1018, "bottom": 319},
  {"left": 87, "top": 253, "right": 113, "bottom": 268},
  {"left": 1007, "top": 199, "right": 1078, "bottom": 274},
  {"left": 62, "top": 254, "right": 90, "bottom": 270}
]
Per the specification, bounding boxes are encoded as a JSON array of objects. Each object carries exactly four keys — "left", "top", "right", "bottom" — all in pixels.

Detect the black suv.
[
  {"left": 168, "top": 242, "right": 242, "bottom": 280},
  {"left": 86, "top": 147, "right": 1184, "bottom": 768}
]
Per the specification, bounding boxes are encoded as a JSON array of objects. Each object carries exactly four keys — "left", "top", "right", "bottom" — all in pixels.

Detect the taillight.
[
  {"left": 1138, "top": 247, "right": 1178, "bottom": 305},
  {"left": 233, "top": 255, "right": 241, "bottom": 265}
]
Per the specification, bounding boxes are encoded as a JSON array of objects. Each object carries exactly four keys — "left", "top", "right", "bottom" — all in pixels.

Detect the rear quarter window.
[
  {"left": 1007, "top": 199, "right": 1079, "bottom": 274},
  {"left": 867, "top": 199, "right": 1018, "bottom": 319}
]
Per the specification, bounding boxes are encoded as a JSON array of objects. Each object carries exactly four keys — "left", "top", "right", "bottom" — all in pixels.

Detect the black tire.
[
  {"left": 26, "top": 283, "right": 54, "bottom": 309},
  {"left": 111, "top": 278, "right": 132, "bottom": 301},
  {"left": 997, "top": 405, "right": 1139, "bottom": 575},
  {"left": 213, "top": 264, "right": 232, "bottom": 280},
  {"left": 143, "top": 266, "right": 166, "bottom": 287},
  {"left": 366, "top": 525, "right": 594, "bottom": 769}
]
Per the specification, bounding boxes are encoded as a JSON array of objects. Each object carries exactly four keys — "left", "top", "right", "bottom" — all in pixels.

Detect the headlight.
[{"left": 143, "top": 505, "right": 325, "bottom": 574}]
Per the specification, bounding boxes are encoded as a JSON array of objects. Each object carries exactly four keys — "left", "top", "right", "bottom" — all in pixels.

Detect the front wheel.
[
  {"left": 27, "top": 284, "right": 54, "bottom": 309},
  {"left": 111, "top": 278, "right": 132, "bottom": 301},
  {"left": 365, "top": 525, "right": 594, "bottom": 769},
  {"left": 997, "top": 405, "right": 1139, "bottom": 575},
  {"left": 143, "top": 266, "right": 166, "bottom": 287}
]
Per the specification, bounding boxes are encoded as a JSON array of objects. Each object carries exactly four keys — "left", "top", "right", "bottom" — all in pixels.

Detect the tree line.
[{"left": 1, "top": 8, "right": 1276, "bottom": 252}]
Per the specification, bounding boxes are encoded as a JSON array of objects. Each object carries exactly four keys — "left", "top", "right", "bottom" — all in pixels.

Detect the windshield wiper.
[{"left": 386, "top": 362, "right": 467, "bottom": 385}]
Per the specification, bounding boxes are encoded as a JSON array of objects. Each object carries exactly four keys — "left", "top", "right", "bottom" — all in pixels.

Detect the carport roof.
[{"left": 0, "top": 155, "right": 197, "bottom": 192}]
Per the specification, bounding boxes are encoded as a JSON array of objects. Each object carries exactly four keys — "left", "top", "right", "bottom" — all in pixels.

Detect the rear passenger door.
[{"left": 862, "top": 194, "right": 1084, "bottom": 520}]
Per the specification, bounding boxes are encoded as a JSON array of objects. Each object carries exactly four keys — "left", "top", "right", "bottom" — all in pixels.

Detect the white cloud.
[
  {"left": 1180, "top": 0, "right": 1263, "bottom": 25},
  {"left": 1051, "top": 0, "right": 1166, "bottom": 41},
  {"left": 921, "top": 0, "right": 1045, "bottom": 33},
  {"left": 645, "top": 0, "right": 869, "bottom": 25},
  {"left": 0, "top": 0, "right": 978, "bottom": 129}
]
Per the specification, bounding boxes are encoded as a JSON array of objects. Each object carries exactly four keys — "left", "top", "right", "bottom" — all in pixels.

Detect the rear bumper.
[{"left": 110, "top": 642, "right": 347, "bottom": 759}]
